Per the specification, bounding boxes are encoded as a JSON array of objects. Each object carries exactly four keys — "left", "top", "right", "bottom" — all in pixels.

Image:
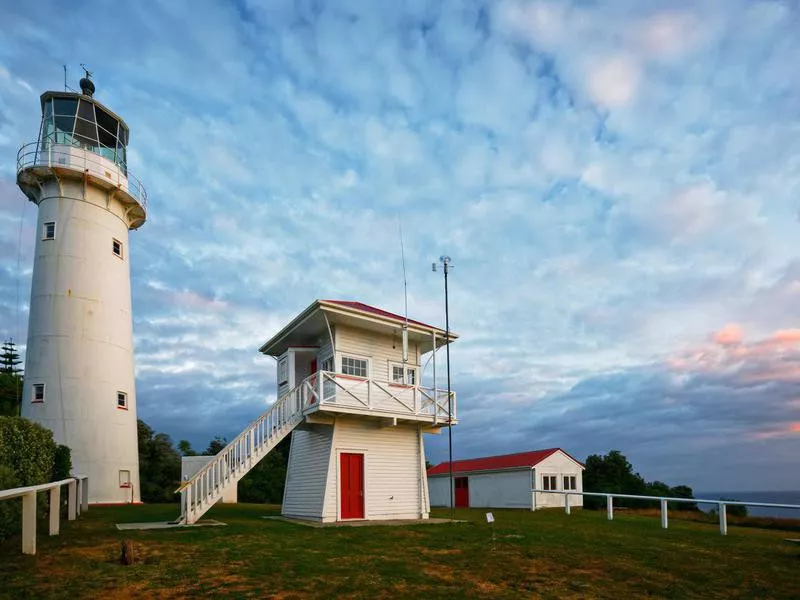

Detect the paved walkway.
[
  {"left": 115, "top": 519, "right": 226, "bottom": 530},
  {"left": 263, "top": 516, "right": 462, "bottom": 528}
]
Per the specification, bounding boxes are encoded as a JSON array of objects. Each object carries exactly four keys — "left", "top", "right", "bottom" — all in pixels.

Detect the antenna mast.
[{"left": 399, "top": 219, "right": 409, "bottom": 364}]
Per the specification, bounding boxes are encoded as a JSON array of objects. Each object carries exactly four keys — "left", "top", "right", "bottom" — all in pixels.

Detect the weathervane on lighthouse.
[{"left": 16, "top": 69, "right": 148, "bottom": 503}]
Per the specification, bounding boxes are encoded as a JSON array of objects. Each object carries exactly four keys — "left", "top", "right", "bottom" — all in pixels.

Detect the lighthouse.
[{"left": 16, "top": 74, "right": 146, "bottom": 503}]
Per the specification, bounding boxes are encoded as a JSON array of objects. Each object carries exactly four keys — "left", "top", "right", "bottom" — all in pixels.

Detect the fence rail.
[
  {"left": 0, "top": 475, "right": 89, "bottom": 554},
  {"left": 531, "top": 489, "right": 800, "bottom": 536}
]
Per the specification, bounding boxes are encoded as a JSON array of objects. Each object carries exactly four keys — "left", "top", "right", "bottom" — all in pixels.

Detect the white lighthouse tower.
[{"left": 16, "top": 74, "right": 146, "bottom": 503}]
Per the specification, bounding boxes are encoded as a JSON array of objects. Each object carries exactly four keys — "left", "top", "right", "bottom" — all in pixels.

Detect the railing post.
[
  {"left": 67, "top": 480, "right": 77, "bottom": 520},
  {"left": 22, "top": 491, "right": 37, "bottom": 555},
  {"left": 661, "top": 499, "right": 668, "bottom": 529},
  {"left": 81, "top": 479, "right": 89, "bottom": 513},
  {"left": 607, "top": 495, "right": 614, "bottom": 520},
  {"left": 318, "top": 372, "right": 324, "bottom": 404},
  {"left": 75, "top": 479, "right": 82, "bottom": 515},
  {"left": 49, "top": 486, "right": 61, "bottom": 535},
  {"left": 719, "top": 502, "right": 728, "bottom": 536},
  {"left": 565, "top": 492, "right": 571, "bottom": 515}
]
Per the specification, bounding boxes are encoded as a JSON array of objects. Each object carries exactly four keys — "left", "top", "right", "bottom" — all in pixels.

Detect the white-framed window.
[
  {"left": 278, "top": 357, "right": 288, "bottom": 384},
  {"left": 321, "top": 357, "right": 334, "bottom": 372},
  {"left": 341, "top": 356, "right": 368, "bottom": 378},
  {"left": 563, "top": 475, "right": 577, "bottom": 491},
  {"left": 119, "top": 470, "right": 131, "bottom": 487},
  {"left": 117, "top": 391, "right": 128, "bottom": 410},
  {"left": 542, "top": 475, "right": 557, "bottom": 491},
  {"left": 112, "top": 238, "right": 123, "bottom": 258},
  {"left": 32, "top": 383, "right": 45, "bottom": 403},
  {"left": 42, "top": 221, "right": 56, "bottom": 240},
  {"left": 391, "top": 363, "right": 417, "bottom": 385}
]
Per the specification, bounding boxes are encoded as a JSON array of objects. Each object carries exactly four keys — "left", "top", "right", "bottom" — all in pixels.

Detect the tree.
[
  {"left": 204, "top": 436, "right": 228, "bottom": 455},
  {"left": 0, "top": 339, "right": 23, "bottom": 417},
  {"left": 238, "top": 435, "right": 292, "bottom": 503},
  {"left": 1, "top": 339, "right": 22, "bottom": 375},
  {"left": 137, "top": 420, "right": 181, "bottom": 502},
  {"left": 177, "top": 439, "right": 197, "bottom": 456}
]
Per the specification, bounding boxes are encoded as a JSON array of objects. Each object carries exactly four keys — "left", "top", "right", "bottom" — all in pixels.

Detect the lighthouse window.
[
  {"left": 112, "top": 238, "right": 123, "bottom": 258},
  {"left": 53, "top": 97, "right": 78, "bottom": 117},
  {"left": 119, "top": 470, "right": 131, "bottom": 487},
  {"left": 117, "top": 391, "right": 128, "bottom": 409},
  {"left": 32, "top": 384, "right": 45, "bottom": 403},
  {"left": 43, "top": 221, "right": 56, "bottom": 240}
]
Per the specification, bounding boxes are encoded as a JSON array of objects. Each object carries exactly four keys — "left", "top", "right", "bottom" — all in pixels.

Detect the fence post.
[
  {"left": 565, "top": 493, "right": 571, "bottom": 515},
  {"left": 719, "top": 503, "right": 728, "bottom": 536},
  {"left": 68, "top": 480, "right": 77, "bottom": 520},
  {"left": 75, "top": 479, "right": 82, "bottom": 515},
  {"left": 22, "top": 491, "right": 37, "bottom": 555},
  {"left": 607, "top": 495, "right": 614, "bottom": 520},
  {"left": 660, "top": 499, "right": 668, "bottom": 529},
  {"left": 49, "top": 486, "right": 61, "bottom": 535},
  {"left": 81, "top": 478, "right": 89, "bottom": 513}
]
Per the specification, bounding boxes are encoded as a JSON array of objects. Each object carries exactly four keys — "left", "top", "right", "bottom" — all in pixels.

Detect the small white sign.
[{"left": 486, "top": 512, "right": 494, "bottom": 523}]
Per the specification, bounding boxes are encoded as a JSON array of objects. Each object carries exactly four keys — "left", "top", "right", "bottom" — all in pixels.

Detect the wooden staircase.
[{"left": 175, "top": 382, "right": 306, "bottom": 524}]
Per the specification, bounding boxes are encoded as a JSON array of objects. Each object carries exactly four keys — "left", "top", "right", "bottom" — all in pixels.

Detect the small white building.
[
  {"left": 428, "top": 448, "right": 585, "bottom": 510},
  {"left": 181, "top": 456, "right": 237, "bottom": 503}
]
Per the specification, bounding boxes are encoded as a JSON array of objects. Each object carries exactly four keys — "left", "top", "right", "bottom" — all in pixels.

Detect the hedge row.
[{"left": 0, "top": 417, "right": 71, "bottom": 539}]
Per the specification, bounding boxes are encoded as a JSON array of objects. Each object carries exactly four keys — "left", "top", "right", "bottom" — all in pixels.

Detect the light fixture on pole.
[{"left": 432, "top": 255, "right": 454, "bottom": 520}]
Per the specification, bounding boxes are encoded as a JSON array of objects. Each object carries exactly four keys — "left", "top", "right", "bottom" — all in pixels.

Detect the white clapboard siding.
[
  {"left": 534, "top": 451, "right": 585, "bottom": 508},
  {"left": 282, "top": 424, "right": 334, "bottom": 520},
  {"left": 321, "top": 417, "right": 424, "bottom": 521},
  {"left": 335, "top": 324, "right": 419, "bottom": 383},
  {"left": 469, "top": 470, "right": 532, "bottom": 508}
]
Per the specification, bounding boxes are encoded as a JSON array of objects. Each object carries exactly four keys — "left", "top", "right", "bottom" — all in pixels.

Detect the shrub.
[
  {"left": 52, "top": 444, "right": 72, "bottom": 481},
  {"left": 0, "top": 464, "right": 21, "bottom": 539},
  {"left": 0, "top": 417, "right": 71, "bottom": 540}
]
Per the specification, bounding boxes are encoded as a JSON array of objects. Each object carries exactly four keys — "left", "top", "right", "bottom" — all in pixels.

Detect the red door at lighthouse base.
[{"left": 340, "top": 453, "right": 364, "bottom": 519}]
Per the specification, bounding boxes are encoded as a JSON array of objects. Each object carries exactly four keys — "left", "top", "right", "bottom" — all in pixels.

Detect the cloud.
[{"left": 1, "top": 0, "right": 799, "bottom": 490}]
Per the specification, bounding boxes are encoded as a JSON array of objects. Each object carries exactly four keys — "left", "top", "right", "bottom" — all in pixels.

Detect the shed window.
[
  {"left": 117, "top": 391, "right": 128, "bottom": 409},
  {"left": 542, "top": 475, "right": 557, "bottom": 491},
  {"left": 112, "top": 238, "right": 123, "bottom": 258},
  {"left": 321, "top": 357, "right": 334, "bottom": 372},
  {"left": 341, "top": 356, "right": 368, "bottom": 378},
  {"left": 563, "top": 475, "right": 577, "bottom": 490},
  {"left": 32, "top": 383, "right": 45, "bottom": 403},
  {"left": 43, "top": 221, "right": 56, "bottom": 240}
]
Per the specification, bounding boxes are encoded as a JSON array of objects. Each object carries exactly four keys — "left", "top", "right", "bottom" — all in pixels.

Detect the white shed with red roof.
[{"left": 427, "top": 448, "right": 584, "bottom": 510}]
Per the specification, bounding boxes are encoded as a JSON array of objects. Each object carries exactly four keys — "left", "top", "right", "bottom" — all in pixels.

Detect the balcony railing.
[
  {"left": 17, "top": 141, "right": 147, "bottom": 210},
  {"left": 294, "top": 370, "right": 455, "bottom": 423}
]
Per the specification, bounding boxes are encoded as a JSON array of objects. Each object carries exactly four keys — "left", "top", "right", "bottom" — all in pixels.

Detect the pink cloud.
[
  {"left": 172, "top": 290, "right": 228, "bottom": 311},
  {"left": 713, "top": 323, "right": 743, "bottom": 346},
  {"left": 770, "top": 329, "right": 800, "bottom": 345}
]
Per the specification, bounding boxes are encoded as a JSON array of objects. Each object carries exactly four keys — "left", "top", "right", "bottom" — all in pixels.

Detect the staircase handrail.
[{"left": 174, "top": 381, "right": 303, "bottom": 495}]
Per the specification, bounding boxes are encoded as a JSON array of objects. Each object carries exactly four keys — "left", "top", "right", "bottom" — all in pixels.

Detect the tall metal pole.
[{"left": 443, "top": 258, "right": 454, "bottom": 520}]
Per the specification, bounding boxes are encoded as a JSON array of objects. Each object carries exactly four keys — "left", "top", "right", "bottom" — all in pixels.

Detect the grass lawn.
[{"left": 0, "top": 503, "right": 798, "bottom": 599}]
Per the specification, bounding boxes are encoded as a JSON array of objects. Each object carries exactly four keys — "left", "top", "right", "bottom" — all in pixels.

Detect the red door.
[
  {"left": 340, "top": 453, "right": 364, "bottom": 519},
  {"left": 455, "top": 477, "right": 469, "bottom": 508}
]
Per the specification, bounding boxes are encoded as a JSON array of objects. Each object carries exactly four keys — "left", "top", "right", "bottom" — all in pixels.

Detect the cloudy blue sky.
[{"left": 1, "top": 0, "right": 799, "bottom": 492}]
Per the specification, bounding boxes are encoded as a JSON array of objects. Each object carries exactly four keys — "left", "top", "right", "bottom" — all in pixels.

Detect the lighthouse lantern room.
[{"left": 16, "top": 74, "right": 146, "bottom": 503}]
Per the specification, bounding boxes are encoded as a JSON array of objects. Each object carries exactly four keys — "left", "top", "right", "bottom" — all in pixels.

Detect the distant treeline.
[
  {"left": 583, "top": 450, "right": 746, "bottom": 516},
  {"left": 138, "top": 419, "right": 290, "bottom": 504}
]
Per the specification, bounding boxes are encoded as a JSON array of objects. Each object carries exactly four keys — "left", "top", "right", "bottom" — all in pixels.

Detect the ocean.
[{"left": 696, "top": 491, "right": 800, "bottom": 519}]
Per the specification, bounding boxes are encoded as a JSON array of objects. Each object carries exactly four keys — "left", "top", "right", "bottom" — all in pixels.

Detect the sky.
[{"left": 1, "top": 0, "right": 799, "bottom": 492}]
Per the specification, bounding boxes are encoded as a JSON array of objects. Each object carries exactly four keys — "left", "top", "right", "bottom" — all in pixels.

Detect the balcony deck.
[
  {"left": 291, "top": 371, "right": 455, "bottom": 426},
  {"left": 17, "top": 141, "right": 147, "bottom": 229}
]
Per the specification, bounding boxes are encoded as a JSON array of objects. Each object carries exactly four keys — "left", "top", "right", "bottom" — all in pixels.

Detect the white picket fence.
[
  {"left": 0, "top": 476, "right": 89, "bottom": 554},
  {"left": 531, "top": 489, "right": 800, "bottom": 536}
]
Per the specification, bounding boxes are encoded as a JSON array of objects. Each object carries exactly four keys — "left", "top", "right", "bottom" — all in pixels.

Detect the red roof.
[
  {"left": 427, "top": 448, "right": 583, "bottom": 476},
  {"left": 322, "top": 300, "right": 442, "bottom": 332}
]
